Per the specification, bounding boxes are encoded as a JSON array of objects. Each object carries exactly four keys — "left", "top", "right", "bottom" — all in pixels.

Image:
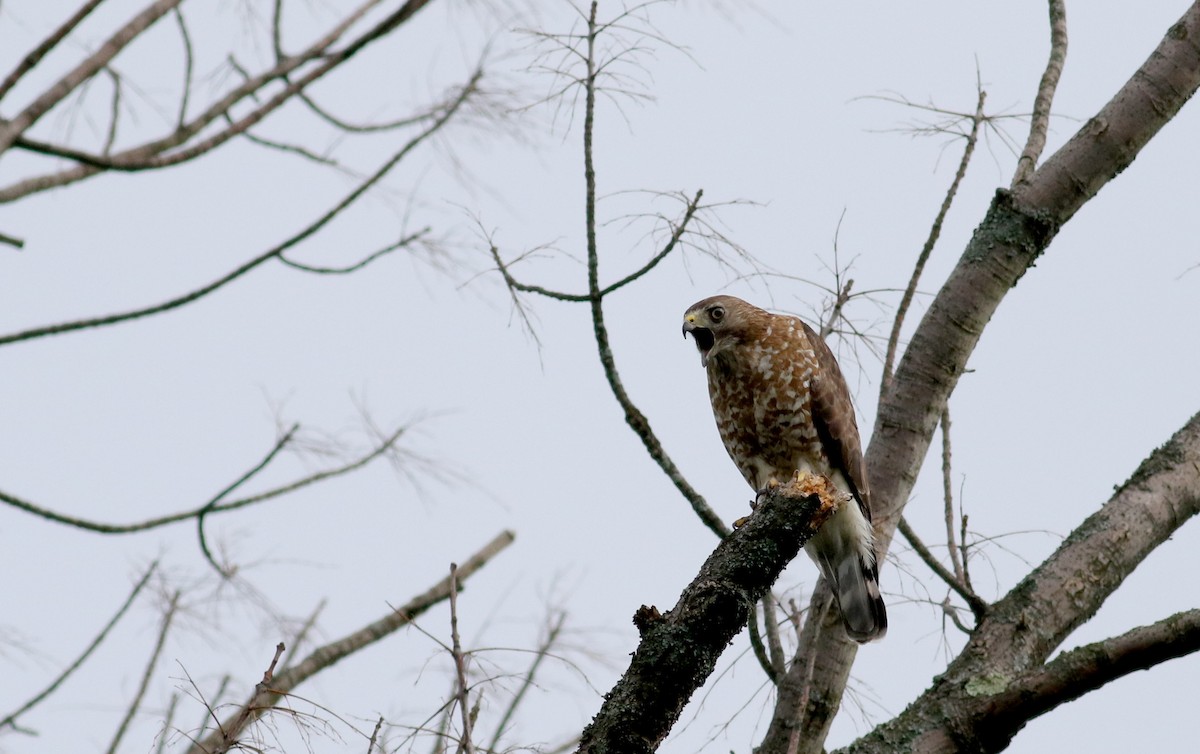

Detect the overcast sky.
[{"left": 2, "top": 2, "right": 1198, "bottom": 753}]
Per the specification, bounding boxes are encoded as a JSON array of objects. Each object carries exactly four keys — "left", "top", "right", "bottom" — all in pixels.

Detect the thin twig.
[
  {"left": 897, "top": 517, "right": 987, "bottom": 619},
  {"left": 197, "top": 425, "right": 299, "bottom": 576},
  {"left": 762, "top": 593, "right": 786, "bottom": 681},
  {"left": 486, "top": 611, "right": 567, "bottom": 752},
  {"left": 0, "top": 561, "right": 158, "bottom": 731},
  {"left": 0, "top": 70, "right": 475, "bottom": 346},
  {"left": 183, "top": 531, "right": 515, "bottom": 754},
  {"left": 1012, "top": 0, "right": 1068, "bottom": 187},
  {"left": 367, "top": 715, "right": 384, "bottom": 753},
  {"left": 106, "top": 591, "right": 180, "bottom": 754},
  {"left": 579, "top": 1, "right": 727, "bottom": 539},
  {"left": 0, "top": 0, "right": 108, "bottom": 101},
  {"left": 940, "top": 407, "right": 965, "bottom": 584},
  {"left": 0, "top": 424, "right": 408, "bottom": 534},
  {"left": 746, "top": 606, "right": 778, "bottom": 685},
  {"left": 448, "top": 565, "right": 475, "bottom": 754},
  {"left": 879, "top": 84, "right": 987, "bottom": 402},
  {"left": 207, "top": 641, "right": 286, "bottom": 754}
]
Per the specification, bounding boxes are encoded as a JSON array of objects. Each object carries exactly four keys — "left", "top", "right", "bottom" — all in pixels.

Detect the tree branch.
[
  {"left": 781, "top": 6, "right": 1200, "bottom": 751},
  {"left": 183, "top": 530, "right": 515, "bottom": 754},
  {"left": 0, "top": 561, "right": 158, "bottom": 733},
  {"left": 0, "top": 424, "right": 409, "bottom": 534},
  {"left": 840, "top": 408, "right": 1200, "bottom": 753},
  {"left": 575, "top": 475, "right": 840, "bottom": 754},
  {"left": 1012, "top": 0, "right": 1068, "bottom": 187},
  {"left": 0, "top": 70, "right": 475, "bottom": 347}
]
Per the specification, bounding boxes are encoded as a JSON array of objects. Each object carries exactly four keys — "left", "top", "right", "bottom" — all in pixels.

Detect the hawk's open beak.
[{"left": 682, "top": 320, "right": 715, "bottom": 368}]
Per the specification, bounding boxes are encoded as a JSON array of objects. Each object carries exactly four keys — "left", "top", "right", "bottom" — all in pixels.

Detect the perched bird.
[{"left": 683, "top": 295, "right": 887, "bottom": 642}]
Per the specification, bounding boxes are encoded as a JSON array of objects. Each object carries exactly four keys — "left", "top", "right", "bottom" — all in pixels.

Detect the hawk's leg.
[{"left": 734, "top": 477, "right": 782, "bottom": 529}]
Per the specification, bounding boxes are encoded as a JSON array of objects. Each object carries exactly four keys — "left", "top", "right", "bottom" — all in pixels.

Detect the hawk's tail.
[{"left": 827, "top": 553, "right": 888, "bottom": 643}]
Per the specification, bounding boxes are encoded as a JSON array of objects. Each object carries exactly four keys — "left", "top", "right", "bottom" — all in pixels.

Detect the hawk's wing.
[{"left": 798, "top": 319, "right": 872, "bottom": 520}]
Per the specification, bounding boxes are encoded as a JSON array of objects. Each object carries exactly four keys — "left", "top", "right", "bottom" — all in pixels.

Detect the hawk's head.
[{"left": 682, "top": 295, "right": 761, "bottom": 368}]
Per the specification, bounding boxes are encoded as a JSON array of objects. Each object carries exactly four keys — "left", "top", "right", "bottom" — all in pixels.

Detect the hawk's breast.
[{"left": 708, "top": 318, "right": 828, "bottom": 490}]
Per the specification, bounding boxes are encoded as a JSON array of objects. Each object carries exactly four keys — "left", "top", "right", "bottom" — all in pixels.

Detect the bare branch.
[
  {"left": 842, "top": 408, "right": 1200, "bottom": 753},
  {"left": 183, "top": 530, "right": 516, "bottom": 754},
  {"left": 0, "top": 0, "right": 108, "bottom": 101},
  {"left": 106, "top": 591, "right": 180, "bottom": 754},
  {"left": 0, "top": 561, "right": 158, "bottom": 732},
  {"left": 448, "top": 565, "right": 476, "bottom": 754},
  {"left": 576, "top": 474, "right": 839, "bottom": 754},
  {"left": 939, "top": 408, "right": 966, "bottom": 584},
  {"left": 206, "top": 641, "right": 286, "bottom": 754},
  {"left": 896, "top": 517, "right": 987, "bottom": 620},
  {"left": 0, "top": 230, "right": 25, "bottom": 249},
  {"left": 0, "top": 71, "right": 477, "bottom": 348},
  {"left": 575, "top": 3, "right": 726, "bottom": 539},
  {"left": 197, "top": 425, "right": 300, "bottom": 576},
  {"left": 1012, "top": 0, "right": 1068, "bottom": 187},
  {"left": 0, "top": 0, "right": 184, "bottom": 153},
  {"left": 879, "top": 85, "right": 986, "bottom": 399},
  {"left": 486, "top": 611, "right": 567, "bottom": 753},
  {"left": 977, "top": 609, "right": 1200, "bottom": 738},
  {"left": 0, "top": 424, "right": 409, "bottom": 535}
]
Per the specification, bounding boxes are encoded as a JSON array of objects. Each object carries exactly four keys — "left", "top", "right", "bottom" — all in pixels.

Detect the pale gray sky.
[{"left": 1, "top": 2, "right": 1197, "bottom": 752}]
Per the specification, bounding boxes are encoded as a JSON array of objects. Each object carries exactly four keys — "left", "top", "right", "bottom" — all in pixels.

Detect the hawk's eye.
[{"left": 709, "top": 306, "right": 725, "bottom": 322}]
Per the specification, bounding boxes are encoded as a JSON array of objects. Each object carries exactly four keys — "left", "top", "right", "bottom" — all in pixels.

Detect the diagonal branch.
[
  {"left": 0, "top": 0, "right": 183, "bottom": 153},
  {"left": 0, "top": 0, "right": 109, "bottom": 102},
  {"left": 976, "top": 609, "right": 1200, "bottom": 741},
  {"left": 879, "top": 85, "right": 986, "bottom": 400},
  {"left": 841, "top": 409, "right": 1200, "bottom": 753},
  {"left": 1012, "top": 0, "right": 1068, "bottom": 187},
  {"left": 576, "top": 476, "right": 840, "bottom": 754},
  {"left": 183, "top": 530, "right": 515, "bottom": 754},
  {"left": 0, "top": 424, "right": 408, "bottom": 534},
  {"left": 0, "top": 71, "right": 476, "bottom": 348},
  {"left": 777, "top": 6, "right": 1200, "bottom": 752},
  {"left": 0, "top": 560, "right": 158, "bottom": 733}
]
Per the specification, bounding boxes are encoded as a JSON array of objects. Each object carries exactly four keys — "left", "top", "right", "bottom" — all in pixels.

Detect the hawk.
[{"left": 683, "top": 295, "right": 887, "bottom": 642}]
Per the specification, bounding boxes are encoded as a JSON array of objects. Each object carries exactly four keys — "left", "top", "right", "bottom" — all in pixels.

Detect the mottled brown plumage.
[{"left": 683, "top": 295, "right": 886, "bottom": 642}]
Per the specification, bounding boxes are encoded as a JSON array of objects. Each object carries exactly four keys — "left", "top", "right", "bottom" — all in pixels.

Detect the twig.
[
  {"left": 183, "top": 531, "right": 516, "bottom": 754},
  {"left": 746, "top": 606, "right": 778, "bottom": 685},
  {"left": 367, "top": 715, "right": 384, "bottom": 753},
  {"left": 879, "top": 84, "right": 987, "bottom": 401},
  {"left": 896, "top": 517, "right": 987, "bottom": 620},
  {"left": 106, "top": 591, "right": 180, "bottom": 754},
  {"left": 0, "top": 0, "right": 108, "bottom": 101},
  {"left": 486, "top": 611, "right": 567, "bottom": 752},
  {"left": 448, "top": 564, "right": 476, "bottom": 754},
  {"left": 1012, "top": 0, "right": 1068, "bottom": 187},
  {"left": 940, "top": 407, "right": 966, "bottom": 584},
  {"left": 0, "top": 69, "right": 474, "bottom": 346},
  {"left": 207, "top": 641, "right": 286, "bottom": 754},
  {"left": 578, "top": 1, "right": 727, "bottom": 539},
  {"left": 762, "top": 593, "right": 786, "bottom": 681},
  {"left": 198, "top": 425, "right": 299, "bottom": 576},
  {"left": 0, "top": 419, "right": 408, "bottom": 534},
  {"left": 0, "top": 561, "right": 158, "bottom": 731},
  {"left": 0, "top": 230, "right": 25, "bottom": 249}
]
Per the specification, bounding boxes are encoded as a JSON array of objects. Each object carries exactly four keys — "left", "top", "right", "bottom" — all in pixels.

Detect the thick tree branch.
[
  {"left": 575, "top": 475, "right": 839, "bottom": 754},
  {"left": 778, "top": 6, "right": 1200, "bottom": 751},
  {"left": 840, "top": 409, "right": 1200, "bottom": 753},
  {"left": 975, "top": 609, "right": 1200, "bottom": 742}
]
